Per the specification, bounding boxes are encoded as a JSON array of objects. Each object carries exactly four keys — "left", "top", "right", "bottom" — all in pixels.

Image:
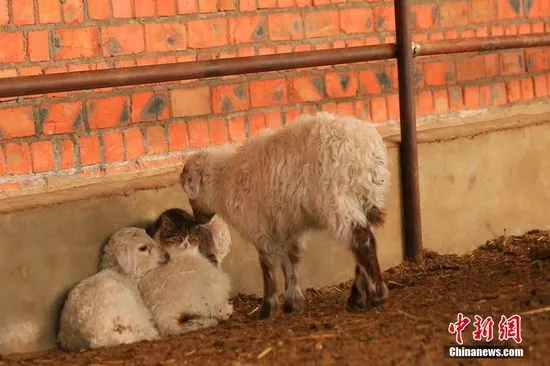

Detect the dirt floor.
[{"left": 2, "top": 230, "right": 550, "bottom": 366}]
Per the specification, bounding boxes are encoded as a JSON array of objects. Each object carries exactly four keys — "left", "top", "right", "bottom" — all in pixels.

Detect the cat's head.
[{"left": 148, "top": 208, "right": 201, "bottom": 254}]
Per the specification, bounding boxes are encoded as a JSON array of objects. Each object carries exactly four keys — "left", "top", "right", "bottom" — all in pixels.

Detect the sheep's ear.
[
  {"left": 184, "top": 170, "right": 201, "bottom": 200},
  {"left": 115, "top": 245, "right": 133, "bottom": 274}
]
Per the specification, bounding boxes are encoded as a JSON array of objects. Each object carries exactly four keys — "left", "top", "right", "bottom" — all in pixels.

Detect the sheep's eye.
[{"left": 138, "top": 245, "right": 148, "bottom": 252}]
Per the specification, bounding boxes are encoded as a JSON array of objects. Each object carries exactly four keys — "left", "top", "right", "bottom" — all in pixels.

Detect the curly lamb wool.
[
  {"left": 57, "top": 228, "right": 169, "bottom": 351},
  {"left": 179, "top": 111, "right": 391, "bottom": 319}
]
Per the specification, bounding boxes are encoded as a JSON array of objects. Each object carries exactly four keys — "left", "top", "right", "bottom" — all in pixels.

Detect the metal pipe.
[
  {"left": 0, "top": 44, "right": 397, "bottom": 98},
  {"left": 415, "top": 33, "right": 550, "bottom": 56},
  {"left": 394, "top": 0, "right": 423, "bottom": 262}
]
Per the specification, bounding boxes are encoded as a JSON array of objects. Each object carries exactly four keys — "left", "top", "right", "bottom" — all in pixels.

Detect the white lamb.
[
  {"left": 57, "top": 227, "right": 169, "bottom": 351},
  {"left": 179, "top": 111, "right": 391, "bottom": 319},
  {"left": 138, "top": 241, "right": 234, "bottom": 337}
]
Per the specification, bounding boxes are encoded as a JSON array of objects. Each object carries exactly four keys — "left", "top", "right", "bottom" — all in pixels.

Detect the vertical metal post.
[{"left": 394, "top": 1, "right": 423, "bottom": 262}]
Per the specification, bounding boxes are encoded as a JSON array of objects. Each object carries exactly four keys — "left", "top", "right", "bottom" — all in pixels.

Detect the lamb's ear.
[
  {"left": 183, "top": 169, "right": 201, "bottom": 200},
  {"left": 115, "top": 245, "right": 133, "bottom": 274}
]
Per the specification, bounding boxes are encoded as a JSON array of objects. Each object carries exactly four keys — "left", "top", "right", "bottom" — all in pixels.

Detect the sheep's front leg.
[
  {"left": 258, "top": 250, "right": 279, "bottom": 319},
  {"left": 348, "top": 226, "right": 388, "bottom": 310},
  {"left": 281, "top": 240, "right": 304, "bottom": 313}
]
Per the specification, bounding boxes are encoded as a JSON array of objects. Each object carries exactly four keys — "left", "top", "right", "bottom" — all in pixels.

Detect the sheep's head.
[
  {"left": 101, "top": 227, "right": 170, "bottom": 279},
  {"left": 180, "top": 152, "right": 216, "bottom": 224}
]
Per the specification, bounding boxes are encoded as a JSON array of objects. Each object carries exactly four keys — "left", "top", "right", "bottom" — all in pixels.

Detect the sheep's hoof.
[
  {"left": 283, "top": 300, "right": 303, "bottom": 314},
  {"left": 259, "top": 300, "right": 277, "bottom": 319},
  {"left": 346, "top": 296, "right": 367, "bottom": 312},
  {"left": 367, "top": 281, "right": 389, "bottom": 307}
]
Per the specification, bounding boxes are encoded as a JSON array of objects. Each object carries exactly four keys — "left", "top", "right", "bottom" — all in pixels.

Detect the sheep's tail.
[{"left": 366, "top": 206, "right": 386, "bottom": 228}]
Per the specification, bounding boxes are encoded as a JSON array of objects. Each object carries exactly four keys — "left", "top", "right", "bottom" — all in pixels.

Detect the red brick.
[
  {"left": 423, "top": 61, "right": 456, "bottom": 86},
  {"left": 26, "top": 31, "right": 49, "bottom": 62},
  {"left": 370, "top": 97, "right": 387, "bottom": 123},
  {"left": 171, "top": 87, "right": 211, "bottom": 117},
  {"left": 249, "top": 79, "right": 287, "bottom": 107},
  {"left": 87, "top": 96, "right": 130, "bottom": 129},
  {"left": 325, "top": 72, "right": 358, "bottom": 98},
  {"left": 491, "top": 83, "right": 507, "bottom": 106},
  {"left": 0, "top": 106, "right": 34, "bottom": 139},
  {"left": 37, "top": 0, "right": 61, "bottom": 23},
  {"left": 340, "top": 8, "right": 374, "bottom": 34},
  {"left": 359, "top": 69, "right": 383, "bottom": 95},
  {"left": 304, "top": 11, "right": 339, "bottom": 38},
  {"left": 449, "top": 86, "right": 464, "bottom": 110},
  {"left": 156, "top": 0, "right": 177, "bottom": 15},
  {"left": 264, "top": 111, "right": 282, "bottom": 130},
  {"left": 124, "top": 128, "right": 145, "bottom": 159},
  {"left": 506, "top": 80, "right": 521, "bottom": 103},
  {"left": 336, "top": 102, "right": 354, "bottom": 116},
  {"left": 0, "top": 0, "right": 8, "bottom": 25},
  {"left": 212, "top": 84, "right": 250, "bottom": 113},
  {"left": 58, "top": 140, "right": 74, "bottom": 170},
  {"left": 268, "top": 13, "right": 303, "bottom": 41},
  {"left": 322, "top": 102, "right": 337, "bottom": 114},
  {"left": 518, "top": 24, "right": 531, "bottom": 35},
  {"left": 167, "top": 123, "right": 187, "bottom": 152},
  {"left": 504, "top": 24, "right": 518, "bottom": 35},
  {"left": 534, "top": 75, "right": 549, "bottom": 97},
  {"left": 521, "top": 78, "right": 534, "bottom": 100},
  {"left": 0, "top": 145, "right": 4, "bottom": 176},
  {"left": 289, "top": 76, "right": 325, "bottom": 102},
  {"left": 88, "top": 0, "right": 110, "bottom": 19},
  {"left": 198, "top": 0, "right": 217, "bottom": 12},
  {"left": 248, "top": 113, "right": 267, "bottom": 136},
  {"left": 440, "top": 2, "right": 468, "bottom": 27},
  {"left": 296, "top": 0, "right": 311, "bottom": 5},
  {"left": 355, "top": 101, "right": 369, "bottom": 122},
  {"left": 0, "top": 33, "right": 24, "bottom": 62},
  {"left": 469, "top": 0, "right": 496, "bottom": 23},
  {"left": 229, "top": 16, "right": 267, "bottom": 44},
  {"left": 374, "top": 6, "right": 395, "bottom": 31},
  {"left": 220, "top": 0, "right": 236, "bottom": 10},
  {"left": 13, "top": 0, "right": 34, "bottom": 24},
  {"left": 464, "top": 86, "right": 480, "bottom": 109},
  {"left": 433, "top": 89, "right": 449, "bottom": 114},
  {"left": 102, "top": 24, "right": 145, "bottom": 56},
  {"left": 51, "top": 28, "right": 99, "bottom": 60},
  {"left": 485, "top": 54, "right": 499, "bottom": 78},
  {"left": 79, "top": 135, "right": 100, "bottom": 166},
  {"left": 31, "top": 141, "right": 54, "bottom": 173},
  {"left": 208, "top": 118, "right": 229, "bottom": 145},
  {"left": 5, "top": 143, "right": 31, "bottom": 175},
  {"left": 135, "top": 0, "right": 155, "bottom": 17},
  {"left": 386, "top": 94, "right": 400, "bottom": 120},
  {"left": 258, "top": 0, "right": 276, "bottom": 8},
  {"left": 101, "top": 131, "right": 124, "bottom": 163},
  {"left": 285, "top": 108, "right": 301, "bottom": 125},
  {"left": 188, "top": 119, "right": 209, "bottom": 148},
  {"left": 528, "top": 1, "right": 550, "bottom": 18},
  {"left": 177, "top": 0, "right": 197, "bottom": 13},
  {"left": 416, "top": 91, "right": 434, "bottom": 116},
  {"left": 497, "top": 0, "right": 518, "bottom": 19},
  {"left": 413, "top": 4, "right": 434, "bottom": 30},
  {"left": 188, "top": 19, "right": 228, "bottom": 48},
  {"left": 144, "top": 22, "right": 186, "bottom": 52},
  {"left": 63, "top": 0, "right": 85, "bottom": 23},
  {"left": 525, "top": 48, "right": 550, "bottom": 72},
  {"left": 475, "top": 27, "right": 489, "bottom": 37},
  {"left": 41, "top": 101, "right": 84, "bottom": 135},
  {"left": 500, "top": 51, "right": 525, "bottom": 75},
  {"left": 113, "top": 0, "right": 132, "bottom": 18},
  {"left": 226, "top": 116, "right": 246, "bottom": 143},
  {"left": 145, "top": 126, "right": 167, "bottom": 155},
  {"left": 132, "top": 92, "right": 169, "bottom": 123},
  {"left": 456, "top": 55, "right": 485, "bottom": 81},
  {"left": 479, "top": 85, "right": 493, "bottom": 108}
]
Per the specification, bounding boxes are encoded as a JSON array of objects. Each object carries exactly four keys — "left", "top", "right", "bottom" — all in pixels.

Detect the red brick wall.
[{"left": 0, "top": 0, "right": 549, "bottom": 195}]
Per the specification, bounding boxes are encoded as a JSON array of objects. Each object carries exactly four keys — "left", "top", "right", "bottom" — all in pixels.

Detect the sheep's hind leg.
[
  {"left": 281, "top": 239, "right": 304, "bottom": 313},
  {"left": 348, "top": 226, "right": 388, "bottom": 310},
  {"left": 258, "top": 250, "right": 279, "bottom": 319}
]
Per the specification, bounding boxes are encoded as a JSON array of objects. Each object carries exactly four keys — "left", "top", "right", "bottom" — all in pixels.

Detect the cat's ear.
[
  {"left": 115, "top": 245, "right": 134, "bottom": 274},
  {"left": 183, "top": 168, "right": 202, "bottom": 200},
  {"left": 160, "top": 214, "right": 175, "bottom": 231}
]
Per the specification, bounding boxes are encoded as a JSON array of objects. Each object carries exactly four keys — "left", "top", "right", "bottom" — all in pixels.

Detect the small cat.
[{"left": 146, "top": 208, "right": 232, "bottom": 267}]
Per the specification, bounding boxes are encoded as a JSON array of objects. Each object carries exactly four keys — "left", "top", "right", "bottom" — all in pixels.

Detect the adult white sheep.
[
  {"left": 179, "top": 111, "right": 391, "bottom": 319},
  {"left": 138, "top": 240, "right": 234, "bottom": 336},
  {"left": 57, "top": 227, "right": 169, "bottom": 351}
]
